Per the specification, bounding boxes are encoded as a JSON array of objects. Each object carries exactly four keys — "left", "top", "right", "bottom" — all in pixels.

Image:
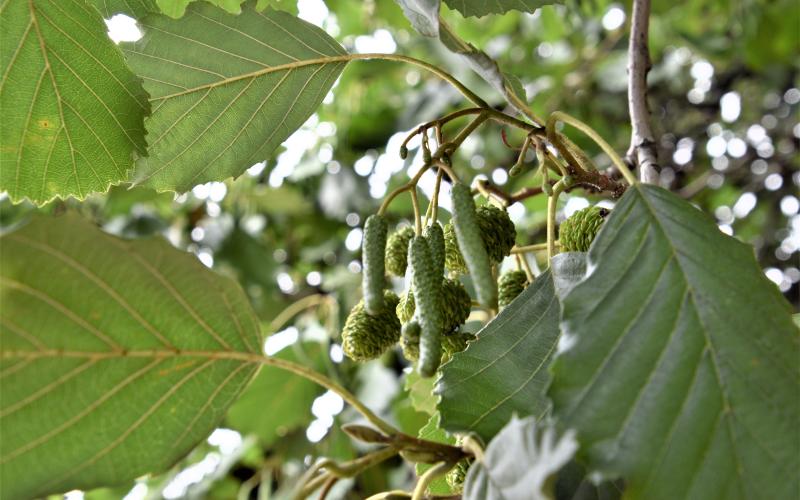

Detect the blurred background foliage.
[{"left": 2, "top": 0, "right": 796, "bottom": 498}]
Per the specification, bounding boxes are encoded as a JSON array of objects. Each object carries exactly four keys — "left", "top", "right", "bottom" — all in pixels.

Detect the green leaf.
[
  {"left": 405, "top": 369, "right": 437, "bottom": 415},
  {"left": 155, "top": 0, "right": 192, "bottom": 16},
  {"left": 463, "top": 416, "right": 578, "bottom": 500},
  {"left": 444, "top": 0, "right": 556, "bottom": 17},
  {"left": 0, "top": 214, "right": 261, "bottom": 499},
  {"left": 395, "top": 0, "right": 440, "bottom": 37},
  {"left": 0, "top": 0, "right": 148, "bottom": 204},
  {"left": 123, "top": 4, "right": 347, "bottom": 192},
  {"left": 436, "top": 254, "right": 586, "bottom": 442},
  {"left": 155, "top": 0, "right": 246, "bottom": 18},
  {"left": 226, "top": 343, "right": 326, "bottom": 445},
  {"left": 549, "top": 184, "right": 800, "bottom": 499},
  {"left": 415, "top": 413, "right": 456, "bottom": 495},
  {"left": 89, "top": 0, "right": 158, "bottom": 18}
]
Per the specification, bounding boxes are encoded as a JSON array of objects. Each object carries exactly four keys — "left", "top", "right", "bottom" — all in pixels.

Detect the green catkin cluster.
[
  {"left": 385, "top": 225, "right": 415, "bottom": 276},
  {"left": 450, "top": 183, "right": 498, "bottom": 309},
  {"left": 559, "top": 206, "right": 610, "bottom": 252},
  {"left": 409, "top": 236, "right": 443, "bottom": 377},
  {"left": 396, "top": 279, "right": 471, "bottom": 333},
  {"left": 444, "top": 205, "right": 516, "bottom": 274},
  {"left": 498, "top": 270, "right": 529, "bottom": 309},
  {"left": 341, "top": 291, "right": 401, "bottom": 362},
  {"left": 362, "top": 214, "right": 388, "bottom": 314},
  {"left": 441, "top": 331, "right": 475, "bottom": 362},
  {"left": 446, "top": 459, "right": 471, "bottom": 493}
]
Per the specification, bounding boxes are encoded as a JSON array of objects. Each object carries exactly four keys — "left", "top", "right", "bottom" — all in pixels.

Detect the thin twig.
[
  {"left": 268, "top": 294, "right": 330, "bottom": 333},
  {"left": 412, "top": 462, "right": 453, "bottom": 500},
  {"left": 626, "top": 0, "right": 660, "bottom": 183}
]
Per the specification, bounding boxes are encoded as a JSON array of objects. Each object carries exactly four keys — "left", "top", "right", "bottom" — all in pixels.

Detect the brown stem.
[{"left": 626, "top": 0, "right": 660, "bottom": 183}]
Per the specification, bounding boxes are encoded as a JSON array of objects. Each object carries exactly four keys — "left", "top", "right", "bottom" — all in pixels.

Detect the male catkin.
[
  {"left": 362, "top": 214, "right": 388, "bottom": 314},
  {"left": 425, "top": 222, "right": 445, "bottom": 279},
  {"left": 409, "top": 236, "right": 443, "bottom": 377},
  {"left": 450, "top": 183, "right": 497, "bottom": 308}
]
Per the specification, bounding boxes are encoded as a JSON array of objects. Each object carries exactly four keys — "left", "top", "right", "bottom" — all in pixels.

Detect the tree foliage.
[{"left": 0, "top": 0, "right": 797, "bottom": 498}]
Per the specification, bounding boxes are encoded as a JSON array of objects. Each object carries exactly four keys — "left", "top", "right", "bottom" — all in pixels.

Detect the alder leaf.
[
  {"left": 405, "top": 368, "right": 438, "bottom": 415},
  {"left": 463, "top": 416, "right": 578, "bottom": 500},
  {"left": 436, "top": 253, "right": 586, "bottom": 442},
  {"left": 415, "top": 413, "right": 457, "bottom": 495},
  {"left": 155, "top": 0, "right": 246, "bottom": 18},
  {"left": 549, "top": 184, "right": 800, "bottom": 499},
  {"left": 395, "top": 0, "right": 440, "bottom": 37},
  {"left": 0, "top": 0, "right": 148, "bottom": 204},
  {"left": 122, "top": 3, "right": 347, "bottom": 193},
  {"left": 89, "top": 0, "right": 158, "bottom": 17},
  {"left": 444, "top": 0, "right": 558, "bottom": 18},
  {"left": 0, "top": 214, "right": 262, "bottom": 499}
]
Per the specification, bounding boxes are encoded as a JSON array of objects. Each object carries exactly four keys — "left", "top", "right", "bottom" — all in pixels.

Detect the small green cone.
[
  {"left": 559, "top": 206, "right": 610, "bottom": 252},
  {"left": 342, "top": 291, "right": 401, "bottom": 361},
  {"left": 498, "top": 270, "right": 529, "bottom": 309},
  {"left": 396, "top": 279, "right": 471, "bottom": 333},
  {"left": 441, "top": 331, "right": 475, "bottom": 362},
  {"left": 385, "top": 226, "right": 415, "bottom": 276},
  {"left": 446, "top": 459, "right": 471, "bottom": 493},
  {"left": 444, "top": 205, "right": 517, "bottom": 274}
]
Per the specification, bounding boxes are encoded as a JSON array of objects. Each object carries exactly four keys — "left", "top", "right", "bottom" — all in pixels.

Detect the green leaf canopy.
[
  {"left": 0, "top": 0, "right": 148, "bottom": 204},
  {"left": 123, "top": 3, "right": 347, "bottom": 192},
  {"left": 549, "top": 184, "right": 800, "bottom": 499},
  {"left": 0, "top": 215, "right": 261, "bottom": 499}
]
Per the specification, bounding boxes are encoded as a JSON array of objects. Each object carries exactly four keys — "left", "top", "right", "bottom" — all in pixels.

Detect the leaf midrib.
[
  {"left": 144, "top": 54, "right": 353, "bottom": 102},
  {"left": 0, "top": 349, "right": 267, "bottom": 363},
  {"left": 632, "top": 184, "right": 786, "bottom": 495}
]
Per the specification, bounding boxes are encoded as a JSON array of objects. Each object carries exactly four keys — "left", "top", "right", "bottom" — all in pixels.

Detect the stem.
[
  {"left": 547, "top": 180, "right": 567, "bottom": 260},
  {"left": 412, "top": 462, "right": 452, "bottom": 500},
  {"left": 155, "top": 53, "right": 487, "bottom": 109},
  {"left": 433, "top": 160, "right": 460, "bottom": 185},
  {"left": 511, "top": 242, "right": 556, "bottom": 254},
  {"left": 411, "top": 188, "right": 422, "bottom": 236},
  {"left": 268, "top": 294, "right": 330, "bottom": 333},
  {"left": 626, "top": 0, "right": 660, "bottom": 184},
  {"left": 260, "top": 355, "right": 398, "bottom": 436},
  {"left": 319, "top": 476, "right": 338, "bottom": 500},
  {"left": 485, "top": 108, "right": 543, "bottom": 135},
  {"left": 431, "top": 170, "right": 444, "bottom": 223},
  {"left": 516, "top": 254, "right": 535, "bottom": 282},
  {"left": 475, "top": 179, "right": 509, "bottom": 207},
  {"left": 444, "top": 112, "right": 490, "bottom": 155},
  {"left": 548, "top": 112, "right": 637, "bottom": 186},
  {"left": 379, "top": 163, "right": 433, "bottom": 215}
]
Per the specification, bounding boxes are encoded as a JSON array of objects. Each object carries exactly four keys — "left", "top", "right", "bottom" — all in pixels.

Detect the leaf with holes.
[
  {"left": 443, "top": 0, "right": 557, "bottom": 17},
  {"left": 549, "top": 184, "right": 800, "bottom": 499},
  {"left": 0, "top": 0, "right": 148, "bottom": 204},
  {"left": 0, "top": 215, "right": 261, "bottom": 499},
  {"left": 435, "top": 253, "right": 586, "bottom": 442},
  {"left": 122, "top": 3, "right": 347, "bottom": 192}
]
